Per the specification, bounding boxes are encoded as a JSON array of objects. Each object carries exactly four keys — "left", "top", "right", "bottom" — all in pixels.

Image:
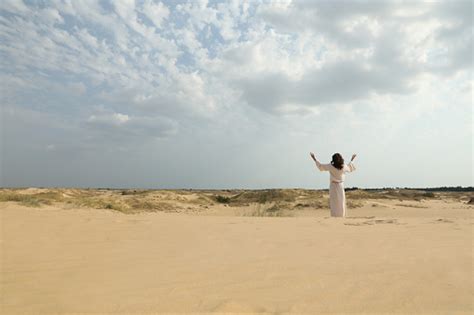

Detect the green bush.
[{"left": 215, "top": 195, "right": 230, "bottom": 203}]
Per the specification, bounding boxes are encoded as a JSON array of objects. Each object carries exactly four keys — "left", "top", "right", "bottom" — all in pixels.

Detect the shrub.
[{"left": 215, "top": 195, "right": 230, "bottom": 203}]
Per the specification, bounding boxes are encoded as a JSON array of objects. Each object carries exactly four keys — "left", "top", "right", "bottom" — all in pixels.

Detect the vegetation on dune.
[
  {"left": 125, "top": 198, "right": 175, "bottom": 212},
  {"left": 231, "top": 189, "right": 300, "bottom": 204},
  {"left": 120, "top": 189, "right": 151, "bottom": 196},
  {"left": 213, "top": 189, "right": 322, "bottom": 206},
  {"left": 0, "top": 193, "right": 43, "bottom": 207},
  {"left": 70, "top": 194, "right": 177, "bottom": 214},
  {"left": 69, "top": 196, "right": 126, "bottom": 212},
  {"left": 0, "top": 189, "right": 174, "bottom": 213},
  {"left": 0, "top": 191, "right": 64, "bottom": 207},
  {"left": 244, "top": 203, "right": 291, "bottom": 217},
  {"left": 346, "top": 189, "right": 438, "bottom": 201},
  {"left": 346, "top": 186, "right": 473, "bottom": 192},
  {"left": 189, "top": 195, "right": 215, "bottom": 205},
  {"left": 346, "top": 200, "right": 364, "bottom": 208},
  {"left": 1, "top": 187, "right": 471, "bottom": 215},
  {"left": 215, "top": 195, "right": 231, "bottom": 203},
  {"left": 293, "top": 200, "right": 326, "bottom": 209}
]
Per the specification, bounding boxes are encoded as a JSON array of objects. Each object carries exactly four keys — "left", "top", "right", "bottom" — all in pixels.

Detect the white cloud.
[
  {"left": 1, "top": 0, "right": 471, "bottom": 118},
  {"left": 84, "top": 108, "right": 178, "bottom": 143},
  {"left": 141, "top": 0, "right": 169, "bottom": 28},
  {"left": 1, "top": 0, "right": 471, "bottom": 188},
  {"left": 87, "top": 112, "right": 130, "bottom": 126},
  {"left": 0, "top": 0, "right": 30, "bottom": 14}
]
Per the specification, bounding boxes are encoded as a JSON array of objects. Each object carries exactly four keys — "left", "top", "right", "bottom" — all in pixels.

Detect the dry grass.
[
  {"left": 243, "top": 203, "right": 292, "bottom": 217},
  {"left": 347, "top": 199, "right": 364, "bottom": 208},
  {"left": 293, "top": 200, "right": 326, "bottom": 209},
  {"left": 1, "top": 188, "right": 470, "bottom": 216},
  {"left": 239, "top": 189, "right": 297, "bottom": 203},
  {"left": 124, "top": 198, "right": 175, "bottom": 213},
  {"left": 346, "top": 189, "right": 438, "bottom": 201},
  {"left": 0, "top": 191, "right": 64, "bottom": 207},
  {"left": 67, "top": 196, "right": 126, "bottom": 212}
]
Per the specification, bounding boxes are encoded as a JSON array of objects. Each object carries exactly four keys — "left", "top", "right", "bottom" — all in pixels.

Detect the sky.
[{"left": 0, "top": 0, "right": 472, "bottom": 189}]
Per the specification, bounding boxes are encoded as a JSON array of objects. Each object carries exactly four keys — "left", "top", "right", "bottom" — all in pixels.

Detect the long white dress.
[{"left": 314, "top": 159, "right": 356, "bottom": 217}]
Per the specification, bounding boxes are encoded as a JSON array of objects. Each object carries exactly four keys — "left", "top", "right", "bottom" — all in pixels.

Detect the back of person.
[
  {"left": 310, "top": 152, "right": 357, "bottom": 217},
  {"left": 328, "top": 165, "right": 346, "bottom": 183}
]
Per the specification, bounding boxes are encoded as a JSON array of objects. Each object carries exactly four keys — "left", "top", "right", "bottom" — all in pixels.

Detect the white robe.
[{"left": 314, "top": 159, "right": 356, "bottom": 217}]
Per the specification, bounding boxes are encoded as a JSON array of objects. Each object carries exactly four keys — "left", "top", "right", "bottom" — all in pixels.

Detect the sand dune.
[{"left": 0, "top": 188, "right": 472, "bottom": 314}]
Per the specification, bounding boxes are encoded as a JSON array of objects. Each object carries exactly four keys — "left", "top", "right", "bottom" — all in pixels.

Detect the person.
[{"left": 310, "top": 152, "right": 357, "bottom": 217}]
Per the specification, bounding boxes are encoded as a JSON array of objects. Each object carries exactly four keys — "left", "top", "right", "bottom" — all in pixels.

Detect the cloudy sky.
[{"left": 1, "top": 0, "right": 472, "bottom": 189}]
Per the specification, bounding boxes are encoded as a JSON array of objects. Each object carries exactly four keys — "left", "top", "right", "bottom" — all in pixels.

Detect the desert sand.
[{"left": 0, "top": 188, "right": 472, "bottom": 314}]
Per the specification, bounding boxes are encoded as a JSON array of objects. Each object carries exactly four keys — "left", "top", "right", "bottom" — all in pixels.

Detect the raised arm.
[
  {"left": 310, "top": 152, "right": 330, "bottom": 172},
  {"left": 345, "top": 154, "right": 357, "bottom": 173}
]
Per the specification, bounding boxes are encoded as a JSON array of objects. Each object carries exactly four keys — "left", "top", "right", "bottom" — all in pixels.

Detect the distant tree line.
[{"left": 345, "top": 186, "right": 473, "bottom": 192}]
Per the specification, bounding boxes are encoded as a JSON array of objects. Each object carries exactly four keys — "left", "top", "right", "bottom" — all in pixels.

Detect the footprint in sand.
[
  {"left": 344, "top": 218, "right": 403, "bottom": 226},
  {"left": 432, "top": 218, "right": 455, "bottom": 224},
  {"left": 345, "top": 216, "right": 376, "bottom": 219},
  {"left": 211, "top": 300, "right": 267, "bottom": 312}
]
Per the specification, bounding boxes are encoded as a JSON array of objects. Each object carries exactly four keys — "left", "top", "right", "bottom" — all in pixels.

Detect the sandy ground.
[{"left": 1, "top": 196, "right": 473, "bottom": 314}]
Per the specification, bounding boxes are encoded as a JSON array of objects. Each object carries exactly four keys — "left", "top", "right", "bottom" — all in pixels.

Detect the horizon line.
[{"left": 1, "top": 186, "right": 473, "bottom": 191}]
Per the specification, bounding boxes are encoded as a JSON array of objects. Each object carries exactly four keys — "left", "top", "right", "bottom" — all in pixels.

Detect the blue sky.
[{"left": 1, "top": 0, "right": 472, "bottom": 189}]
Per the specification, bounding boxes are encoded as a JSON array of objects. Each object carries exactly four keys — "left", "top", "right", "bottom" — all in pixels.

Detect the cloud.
[
  {"left": 257, "top": 0, "right": 393, "bottom": 48},
  {"left": 218, "top": 0, "right": 471, "bottom": 113},
  {"left": 85, "top": 109, "right": 178, "bottom": 141},
  {"left": 234, "top": 50, "right": 417, "bottom": 112},
  {"left": 141, "top": 0, "right": 170, "bottom": 28},
  {"left": 1, "top": 0, "right": 471, "bottom": 120},
  {"left": 87, "top": 112, "right": 130, "bottom": 126},
  {"left": 1, "top": 0, "right": 471, "bottom": 116},
  {"left": 0, "top": 0, "right": 471, "bottom": 188}
]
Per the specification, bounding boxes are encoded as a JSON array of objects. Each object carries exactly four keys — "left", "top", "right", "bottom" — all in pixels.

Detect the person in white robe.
[{"left": 310, "top": 152, "right": 357, "bottom": 217}]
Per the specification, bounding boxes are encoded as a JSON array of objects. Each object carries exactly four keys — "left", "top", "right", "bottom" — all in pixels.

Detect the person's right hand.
[
  {"left": 351, "top": 154, "right": 357, "bottom": 161},
  {"left": 310, "top": 152, "right": 316, "bottom": 161}
]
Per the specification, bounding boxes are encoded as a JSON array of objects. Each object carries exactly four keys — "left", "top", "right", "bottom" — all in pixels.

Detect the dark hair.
[{"left": 331, "top": 153, "right": 344, "bottom": 170}]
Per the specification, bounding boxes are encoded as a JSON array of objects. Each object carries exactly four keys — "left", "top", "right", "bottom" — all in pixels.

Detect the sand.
[{"left": 0, "top": 190, "right": 473, "bottom": 314}]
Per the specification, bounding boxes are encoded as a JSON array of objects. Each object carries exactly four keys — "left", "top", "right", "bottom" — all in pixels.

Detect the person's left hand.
[
  {"left": 351, "top": 154, "right": 357, "bottom": 161},
  {"left": 310, "top": 152, "right": 316, "bottom": 161}
]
